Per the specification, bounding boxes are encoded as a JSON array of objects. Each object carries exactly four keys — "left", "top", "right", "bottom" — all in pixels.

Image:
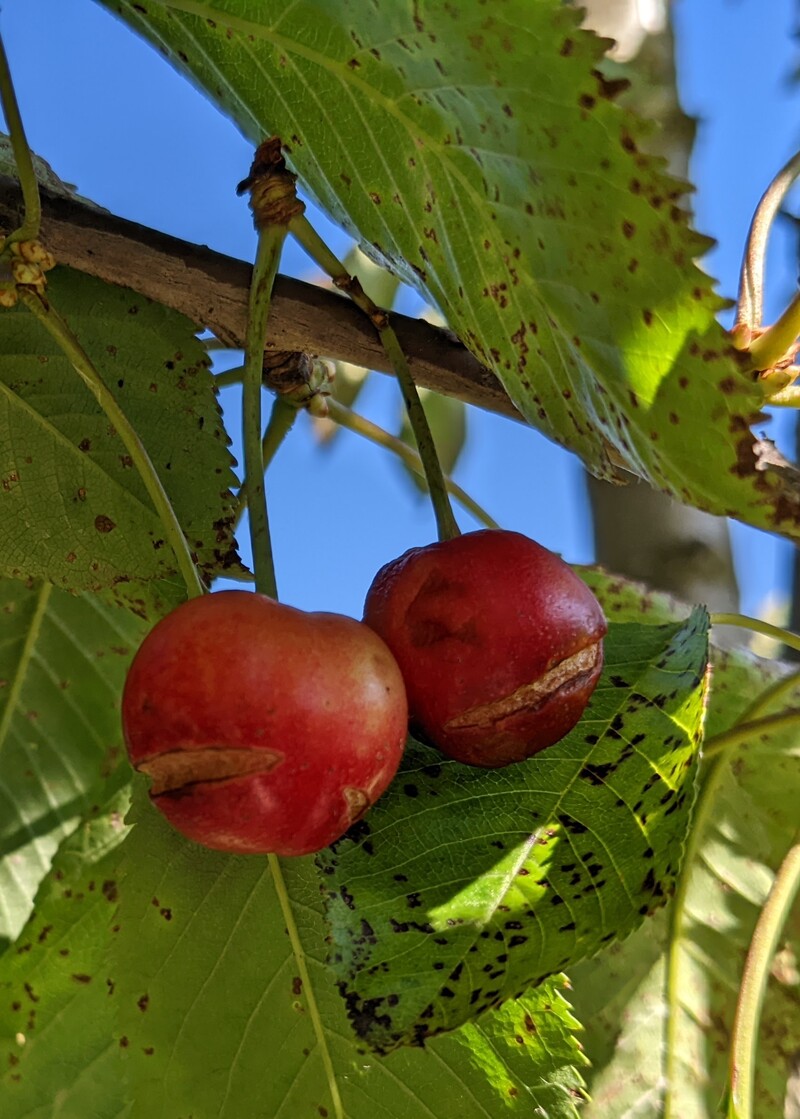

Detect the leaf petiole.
[
  {"left": 702, "top": 707, "right": 800, "bottom": 759},
  {"left": 241, "top": 225, "right": 286, "bottom": 599},
  {"left": 747, "top": 291, "right": 800, "bottom": 371},
  {"left": 238, "top": 137, "right": 344, "bottom": 1119}
]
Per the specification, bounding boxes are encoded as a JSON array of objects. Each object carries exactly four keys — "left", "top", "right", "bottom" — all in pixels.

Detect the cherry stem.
[
  {"left": 735, "top": 148, "right": 800, "bottom": 332},
  {"left": 215, "top": 370, "right": 490, "bottom": 528},
  {"left": 241, "top": 225, "right": 286, "bottom": 599},
  {"left": 325, "top": 399, "right": 498, "bottom": 529},
  {"left": 727, "top": 839, "right": 800, "bottom": 1119},
  {"left": 233, "top": 395, "right": 297, "bottom": 531},
  {"left": 289, "top": 214, "right": 460, "bottom": 542},
  {"left": 19, "top": 288, "right": 204, "bottom": 599},
  {"left": 710, "top": 612, "right": 800, "bottom": 655},
  {"left": 238, "top": 137, "right": 345, "bottom": 1119},
  {"left": 0, "top": 33, "right": 40, "bottom": 246}
]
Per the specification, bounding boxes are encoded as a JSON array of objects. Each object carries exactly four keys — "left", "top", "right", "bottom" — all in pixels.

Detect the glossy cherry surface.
[
  {"left": 122, "top": 590, "right": 408, "bottom": 855},
  {"left": 364, "top": 530, "right": 606, "bottom": 767}
]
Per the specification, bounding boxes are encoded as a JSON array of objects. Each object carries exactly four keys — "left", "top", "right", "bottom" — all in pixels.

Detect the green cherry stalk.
[{"left": 289, "top": 214, "right": 460, "bottom": 543}]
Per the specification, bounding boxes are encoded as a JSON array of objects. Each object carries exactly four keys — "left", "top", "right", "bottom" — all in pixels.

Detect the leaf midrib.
[
  {"left": 149, "top": 0, "right": 557, "bottom": 387},
  {"left": 153, "top": 1, "right": 746, "bottom": 506}
]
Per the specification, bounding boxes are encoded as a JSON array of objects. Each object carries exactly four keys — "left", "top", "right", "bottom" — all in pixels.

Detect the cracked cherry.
[
  {"left": 363, "top": 530, "right": 607, "bottom": 768},
  {"left": 122, "top": 590, "right": 408, "bottom": 855}
]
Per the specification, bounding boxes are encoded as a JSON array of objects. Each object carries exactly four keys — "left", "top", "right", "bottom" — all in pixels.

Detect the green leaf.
[
  {"left": 0, "top": 773, "right": 131, "bottom": 1119},
  {"left": 450, "top": 980, "right": 588, "bottom": 1116},
  {"left": 100, "top": 0, "right": 800, "bottom": 539},
  {"left": 0, "top": 577, "right": 147, "bottom": 946},
  {"left": 0, "top": 266, "right": 241, "bottom": 609},
  {"left": 565, "top": 582, "right": 800, "bottom": 1119},
  {"left": 112, "top": 784, "right": 587, "bottom": 1118},
  {"left": 318, "top": 610, "right": 708, "bottom": 1052}
]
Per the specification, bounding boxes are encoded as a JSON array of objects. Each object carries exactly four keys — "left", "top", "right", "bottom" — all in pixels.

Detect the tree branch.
[{"left": 0, "top": 174, "right": 516, "bottom": 418}]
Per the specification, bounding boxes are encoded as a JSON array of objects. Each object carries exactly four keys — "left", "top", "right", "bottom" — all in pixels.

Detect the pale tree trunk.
[{"left": 578, "top": 0, "right": 740, "bottom": 615}]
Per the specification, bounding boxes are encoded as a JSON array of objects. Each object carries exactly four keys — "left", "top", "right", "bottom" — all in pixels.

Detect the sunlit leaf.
[
  {"left": 319, "top": 610, "right": 708, "bottom": 1052},
  {"left": 101, "top": 0, "right": 800, "bottom": 539},
  {"left": 111, "top": 785, "right": 587, "bottom": 1118},
  {"left": 570, "top": 573, "right": 800, "bottom": 1119}
]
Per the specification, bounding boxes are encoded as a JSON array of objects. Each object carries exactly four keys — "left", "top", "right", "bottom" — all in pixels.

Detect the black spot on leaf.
[{"left": 558, "top": 814, "right": 588, "bottom": 835}]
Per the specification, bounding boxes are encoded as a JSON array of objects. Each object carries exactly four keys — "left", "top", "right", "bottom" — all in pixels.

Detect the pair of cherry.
[{"left": 122, "top": 530, "right": 607, "bottom": 856}]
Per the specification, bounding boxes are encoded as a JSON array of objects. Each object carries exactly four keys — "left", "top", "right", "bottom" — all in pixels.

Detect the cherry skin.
[
  {"left": 363, "top": 530, "right": 607, "bottom": 768},
  {"left": 122, "top": 590, "right": 408, "bottom": 856}
]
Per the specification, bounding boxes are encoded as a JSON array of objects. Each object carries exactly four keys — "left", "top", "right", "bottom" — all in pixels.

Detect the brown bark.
[
  {"left": 0, "top": 149, "right": 740, "bottom": 617},
  {"left": 0, "top": 174, "right": 514, "bottom": 419}
]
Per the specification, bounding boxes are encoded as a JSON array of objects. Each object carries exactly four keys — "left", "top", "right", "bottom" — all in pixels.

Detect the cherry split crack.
[{"left": 122, "top": 531, "right": 606, "bottom": 853}]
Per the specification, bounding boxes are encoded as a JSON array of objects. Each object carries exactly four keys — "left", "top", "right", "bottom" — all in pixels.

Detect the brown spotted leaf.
[
  {"left": 0, "top": 266, "right": 241, "bottom": 611},
  {"left": 569, "top": 574, "right": 800, "bottom": 1119},
  {"left": 101, "top": 0, "right": 800, "bottom": 537},
  {"left": 318, "top": 609, "right": 708, "bottom": 1052},
  {"left": 108, "top": 783, "right": 587, "bottom": 1118}
]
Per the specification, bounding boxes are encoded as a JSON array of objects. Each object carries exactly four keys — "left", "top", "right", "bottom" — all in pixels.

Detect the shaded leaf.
[
  {"left": 102, "top": 0, "right": 800, "bottom": 538},
  {"left": 318, "top": 610, "right": 708, "bottom": 1052},
  {"left": 112, "top": 783, "right": 587, "bottom": 1118},
  {"left": 569, "top": 574, "right": 800, "bottom": 1119},
  {"left": 0, "top": 576, "right": 147, "bottom": 946},
  {"left": 0, "top": 773, "right": 131, "bottom": 1119},
  {"left": 0, "top": 266, "right": 241, "bottom": 610}
]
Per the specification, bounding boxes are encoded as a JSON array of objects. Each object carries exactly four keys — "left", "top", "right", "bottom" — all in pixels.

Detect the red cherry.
[
  {"left": 363, "top": 530, "right": 607, "bottom": 768},
  {"left": 122, "top": 590, "right": 408, "bottom": 855}
]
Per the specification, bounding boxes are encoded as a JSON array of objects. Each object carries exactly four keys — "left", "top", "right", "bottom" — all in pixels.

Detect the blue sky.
[{"left": 1, "top": 0, "right": 798, "bottom": 619}]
